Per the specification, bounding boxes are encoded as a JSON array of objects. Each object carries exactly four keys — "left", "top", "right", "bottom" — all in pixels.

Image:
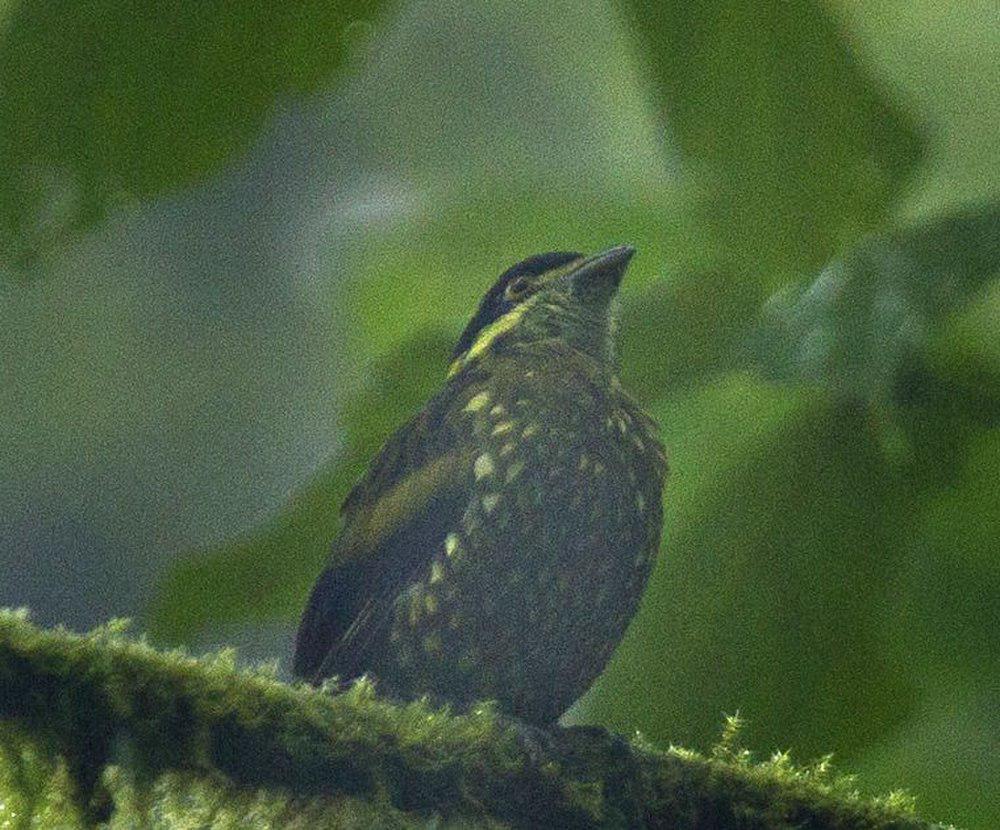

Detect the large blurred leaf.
[
  {"left": 893, "top": 428, "right": 1000, "bottom": 684},
  {"left": 621, "top": 0, "right": 923, "bottom": 278},
  {"left": 854, "top": 678, "right": 1000, "bottom": 830},
  {"left": 832, "top": 0, "right": 1000, "bottom": 218},
  {"left": 0, "top": 0, "right": 396, "bottom": 266},
  {"left": 854, "top": 429, "right": 1000, "bottom": 830},
  {"left": 753, "top": 202, "right": 1000, "bottom": 401},
  {"left": 147, "top": 331, "right": 450, "bottom": 644}
]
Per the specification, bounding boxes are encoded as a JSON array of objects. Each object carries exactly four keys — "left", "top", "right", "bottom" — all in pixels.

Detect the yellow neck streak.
[{"left": 448, "top": 300, "right": 533, "bottom": 377}]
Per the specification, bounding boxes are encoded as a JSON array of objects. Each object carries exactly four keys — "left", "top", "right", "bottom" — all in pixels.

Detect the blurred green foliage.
[
  {"left": 754, "top": 204, "right": 1000, "bottom": 402},
  {"left": 0, "top": 0, "right": 396, "bottom": 265},
  {"left": 622, "top": 0, "right": 922, "bottom": 277},
  {"left": 2, "top": 1, "right": 998, "bottom": 828},
  {"left": 149, "top": 331, "right": 453, "bottom": 642}
]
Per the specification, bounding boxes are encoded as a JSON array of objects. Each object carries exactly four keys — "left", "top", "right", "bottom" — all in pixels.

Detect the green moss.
[{"left": 0, "top": 610, "right": 955, "bottom": 829}]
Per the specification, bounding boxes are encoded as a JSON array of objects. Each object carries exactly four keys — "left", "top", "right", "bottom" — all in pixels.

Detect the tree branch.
[{"left": 0, "top": 611, "right": 953, "bottom": 829}]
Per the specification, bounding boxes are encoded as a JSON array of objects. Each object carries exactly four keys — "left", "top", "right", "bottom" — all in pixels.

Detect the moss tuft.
[{"left": 0, "top": 610, "right": 956, "bottom": 829}]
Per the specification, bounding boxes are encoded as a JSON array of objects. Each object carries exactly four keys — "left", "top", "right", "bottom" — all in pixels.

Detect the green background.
[{"left": 1, "top": 1, "right": 997, "bottom": 827}]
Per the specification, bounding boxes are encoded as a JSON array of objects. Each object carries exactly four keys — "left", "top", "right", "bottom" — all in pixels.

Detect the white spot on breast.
[
  {"left": 474, "top": 453, "right": 495, "bottom": 480},
  {"left": 505, "top": 459, "right": 525, "bottom": 483},
  {"left": 461, "top": 512, "right": 478, "bottom": 535},
  {"left": 408, "top": 593, "right": 423, "bottom": 627},
  {"left": 464, "top": 392, "right": 490, "bottom": 413},
  {"left": 491, "top": 421, "right": 514, "bottom": 436}
]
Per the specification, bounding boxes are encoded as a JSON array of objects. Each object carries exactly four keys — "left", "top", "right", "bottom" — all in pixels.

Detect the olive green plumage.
[{"left": 294, "top": 245, "right": 667, "bottom": 725}]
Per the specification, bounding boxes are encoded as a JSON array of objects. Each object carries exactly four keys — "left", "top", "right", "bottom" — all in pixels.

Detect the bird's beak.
[{"left": 570, "top": 244, "right": 635, "bottom": 303}]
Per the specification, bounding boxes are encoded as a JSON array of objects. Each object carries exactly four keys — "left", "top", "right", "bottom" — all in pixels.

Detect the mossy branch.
[{"left": 0, "top": 611, "right": 953, "bottom": 829}]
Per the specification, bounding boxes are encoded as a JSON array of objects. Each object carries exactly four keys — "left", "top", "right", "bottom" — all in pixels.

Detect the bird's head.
[{"left": 450, "top": 245, "right": 634, "bottom": 375}]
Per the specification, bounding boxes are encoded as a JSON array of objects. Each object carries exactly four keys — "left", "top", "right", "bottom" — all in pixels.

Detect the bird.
[{"left": 293, "top": 245, "right": 667, "bottom": 726}]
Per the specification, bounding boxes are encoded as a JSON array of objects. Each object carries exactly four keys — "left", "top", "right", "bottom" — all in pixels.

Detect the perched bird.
[{"left": 294, "top": 245, "right": 666, "bottom": 725}]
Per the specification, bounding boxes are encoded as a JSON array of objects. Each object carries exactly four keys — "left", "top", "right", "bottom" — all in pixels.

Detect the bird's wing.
[{"left": 292, "top": 446, "right": 471, "bottom": 683}]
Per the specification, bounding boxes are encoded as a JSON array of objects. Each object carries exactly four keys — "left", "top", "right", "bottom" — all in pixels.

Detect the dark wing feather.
[{"left": 292, "top": 449, "right": 470, "bottom": 683}]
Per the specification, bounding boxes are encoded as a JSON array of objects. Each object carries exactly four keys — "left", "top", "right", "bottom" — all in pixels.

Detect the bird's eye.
[{"left": 504, "top": 276, "right": 532, "bottom": 302}]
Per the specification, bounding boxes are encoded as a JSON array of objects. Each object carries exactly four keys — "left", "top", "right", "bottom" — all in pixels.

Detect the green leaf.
[
  {"left": 892, "top": 427, "right": 1000, "bottom": 682},
  {"left": 147, "top": 331, "right": 450, "bottom": 645},
  {"left": 0, "top": 0, "right": 397, "bottom": 267},
  {"left": 753, "top": 202, "right": 1000, "bottom": 401},
  {"left": 620, "top": 0, "right": 924, "bottom": 278},
  {"left": 831, "top": 0, "right": 1000, "bottom": 217},
  {"left": 853, "top": 678, "right": 1000, "bottom": 830}
]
